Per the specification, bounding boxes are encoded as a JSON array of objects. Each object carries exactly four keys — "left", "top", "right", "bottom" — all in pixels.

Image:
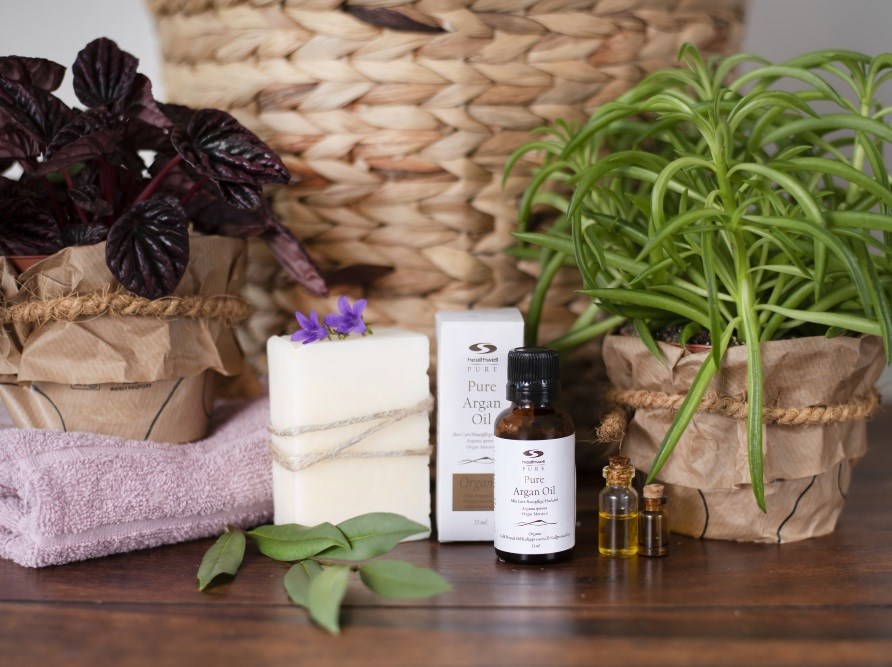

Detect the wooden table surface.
[{"left": 1, "top": 414, "right": 890, "bottom": 667}]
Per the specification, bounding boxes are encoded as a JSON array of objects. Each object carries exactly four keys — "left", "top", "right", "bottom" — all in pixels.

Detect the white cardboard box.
[{"left": 435, "top": 309, "right": 524, "bottom": 542}]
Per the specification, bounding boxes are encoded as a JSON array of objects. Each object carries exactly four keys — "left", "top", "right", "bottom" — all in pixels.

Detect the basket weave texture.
[{"left": 148, "top": 0, "right": 747, "bottom": 370}]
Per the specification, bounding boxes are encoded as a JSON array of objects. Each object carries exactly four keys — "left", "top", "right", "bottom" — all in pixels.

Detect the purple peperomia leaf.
[
  {"left": 262, "top": 219, "right": 327, "bottom": 296},
  {"left": 72, "top": 38, "right": 139, "bottom": 110},
  {"left": 0, "top": 124, "right": 41, "bottom": 162},
  {"left": 0, "top": 76, "right": 74, "bottom": 147},
  {"left": 0, "top": 56, "right": 65, "bottom": 92},
  {"left": 324, "top": 296, "right": 368, "bottom": 335},
  {"left": 216, "top": 180, "right": 263, "bottom": 210},
  {"left": 291, "top": 310, "right": 329, "bottom": 344},
  {"left": 159, "top": 102, "right": 195, "bottom": 130},
  {"left": 171, "top": 108, "right": 290, "bottom": 207},
  {"left": 63, "top": 222, "right": 109, "bottom": 246},
  {"left": 0, "top": 198, "right": 63, "bottom": 255},
  {"left": 45, "top": 108, "right": 117, "bottom": 157},
  {"left": 106, "top": 197, "right": 189, "bottom": 298},
  {"left": 68, "top": 183, "right": 113, "bottom": 216},
  {"left": 120, "top": 73, "right": 171, "bottom": 129},
  {"left": 189, "top": 194, "right": 271, "bottom": 237}
]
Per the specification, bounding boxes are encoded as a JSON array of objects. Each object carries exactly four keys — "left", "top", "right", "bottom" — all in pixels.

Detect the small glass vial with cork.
[
  {"left": 639, "top": 483, "right": 669, "bottom": 557},
  {"left": 494, "top": 347, "right": 576, "bottom": 565},
  {"left": 598, "top": 455, "right": 638, "bottom": 557}
]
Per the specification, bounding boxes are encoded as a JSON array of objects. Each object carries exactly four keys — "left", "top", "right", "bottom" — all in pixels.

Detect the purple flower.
[
  {"left": 291, "top": 310, "right": 328, "bottom": 345},
  {"left": 324, "top": 296, "right": 368, "bottom": 335}
]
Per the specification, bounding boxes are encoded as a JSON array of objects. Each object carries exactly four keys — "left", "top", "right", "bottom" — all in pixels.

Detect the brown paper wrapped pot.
[
  {"left": 602, "top": 334, "right": 885, "bottom": 543},
  {"left": 0, "top": 236, "right": 247, "bottom": 443}
]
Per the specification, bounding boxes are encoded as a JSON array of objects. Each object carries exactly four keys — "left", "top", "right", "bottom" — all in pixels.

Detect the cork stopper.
[
  {"left": 643, "top": 484, "right": 664, "bottom": 500},
  {"left": 603, "top": 455, "right": 635, "bottom": 485}
]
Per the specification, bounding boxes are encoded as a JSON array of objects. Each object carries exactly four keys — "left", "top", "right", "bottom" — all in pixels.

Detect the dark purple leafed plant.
[{"left": 0, "top": 38, "right": 326, "bottom": 299}]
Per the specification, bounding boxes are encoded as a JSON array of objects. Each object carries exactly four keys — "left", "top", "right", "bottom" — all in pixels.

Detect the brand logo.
[
  {"left": 469, "top": 342, "right": 497, "bottom": 354},
  {"left": 522, "top": 449, "right": 544, "bottom": 458}
]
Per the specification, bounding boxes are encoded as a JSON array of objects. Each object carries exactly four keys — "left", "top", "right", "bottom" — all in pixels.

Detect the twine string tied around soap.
[
  {"left": 267, "top": 396, "right": 434, "bottom": 472},
  {"left": 596, "top": 387, "right": 881, "bottom": 444}
]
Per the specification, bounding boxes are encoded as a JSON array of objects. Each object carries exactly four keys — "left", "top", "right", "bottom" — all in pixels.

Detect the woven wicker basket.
[{"left": 148, "top": 0, "right": 747, "bottom": 372}]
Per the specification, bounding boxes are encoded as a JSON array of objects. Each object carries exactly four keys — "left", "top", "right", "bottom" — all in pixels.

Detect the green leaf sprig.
[
  {"left": 507, "top": 46, "right": 892, "bottom": 511},
  {"left": 196, "top": 513, "right": 450, "bottom": 634}
]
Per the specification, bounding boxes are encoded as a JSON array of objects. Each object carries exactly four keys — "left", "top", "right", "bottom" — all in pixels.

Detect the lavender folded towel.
[{"left": 0, "top": 395, "right": 272, "bottom": 568}]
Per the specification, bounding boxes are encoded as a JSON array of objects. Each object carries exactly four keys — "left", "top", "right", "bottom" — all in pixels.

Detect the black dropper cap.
[{"left": 506, "top": 347, "right": 560, "bottom": 402}]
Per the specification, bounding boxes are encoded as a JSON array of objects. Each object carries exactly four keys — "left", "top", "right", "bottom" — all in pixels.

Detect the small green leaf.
[
  {"left": 308, "top": 566, "right": 350, "bottom": 635},
  {"left": 197, "top": 529, "right": 246, "bottom": 591},
  {"left": 247, "top": 523, "right": 349, "bottom": 561},
  {"left": 284, "top": 559, "right": 324, "bottom": 608},
  {"left": 633, "top": 319, "right": 663, "bottom": 362},
  {"left": 320, "top": 513, "right": 429, "bottom": 561},
  {"left": 359, "top": 560, "right": 452, "bottom": 600}
]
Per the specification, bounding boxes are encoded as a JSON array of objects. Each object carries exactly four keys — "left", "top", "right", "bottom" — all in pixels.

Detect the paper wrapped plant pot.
[
  {"left": 602, "top": 335, "right": 885, "bottom": 543},
  {"left": 0, "top": 236, "right": 249, "bottom": 443}
]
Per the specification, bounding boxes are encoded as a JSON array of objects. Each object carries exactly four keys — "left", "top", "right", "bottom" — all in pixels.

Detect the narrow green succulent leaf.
[
  {"left": 730, "top": 66, "right": 849, "bottom": 107},
  {"left": 759, "top": 114, "right": 892, "bottom": 149},
  {"left": 756, "top": 305, "right": 882, "bottom": 336},
  {"left": 647, "top": 321, "right": 738, "bottom": 483},
  {"left": 728, "top": 90, "right": 817, "bottom": 133},
  {"left": 738, "top": 277, "right": 766, "bottom": 512},
  {"left": 510, "top": 232, "right": 574, "bottom": 258},
  {"left": 526, "top": 250, "right": 565, "bottom": 346},
  {"left": 547, "top": 315, "right": 626, "bottom": 352},
  {"left": 518, "top": 160, "right": 572, "bottom": 226},
  {"left": 701, "top": 228, "right": 724, "bottom": 369},
  {"left": 826, "top": 211, "right": 892, "bottom": 234},
  {"left": 730, "top": 163, "right": 828, "bottom": 293},
  {"left": 637, "top": 208, "right": 718, "bottom": 259},
  {"left": 503, "top": 140, "right": 562, "bottom": 187},
  {"left": 582, "top": 288, "right": 711, "bottom": 330},
  {"left": 633, "top": 320, "right": 663, "bottom": 362},
  {"left": 197, "top": 529, "right": 246, "bottom": 591},
  {"left": 284, "top": 559, "right": 324, "bottom": 608},
  {"left": 679, "top": 322, "right": 703, "bottom": 347},
  {"left": 359, "top": 560, "right": 452, "bottom": 600},
  {"left": 307, "top": 566, "right": 350, "bottom": 635},
  {"left": 320, "top": 513, "right": 429, "bottom": 561},
  {"left": 247, "top": 523, "right": 349, "bottom": 562},
  {"left": 852, "top": 241, "right": 892, "bottom": 362},
  {"left": 743, "top": 217, "right": 872, "bottom": 315},
  {"left": 783, "top": 157, "right": 892, "bottom": 209}
]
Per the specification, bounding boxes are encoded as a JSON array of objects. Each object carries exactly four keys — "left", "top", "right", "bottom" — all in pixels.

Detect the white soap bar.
[{"left": 267, "top": 328, "right": 431, "bottom": 537}]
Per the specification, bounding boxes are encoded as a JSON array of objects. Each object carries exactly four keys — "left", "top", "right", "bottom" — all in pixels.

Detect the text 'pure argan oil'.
[
  {"left": 494, "top": 347, "right": 576, "bottom": 565},
  {"left": 435, "top": 309, "right": 524, "bottom": 542}
]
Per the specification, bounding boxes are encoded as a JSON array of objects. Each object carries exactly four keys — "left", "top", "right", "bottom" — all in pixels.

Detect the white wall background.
[{"left": 1, "top": 0, "right": 890, "bottom": 397}]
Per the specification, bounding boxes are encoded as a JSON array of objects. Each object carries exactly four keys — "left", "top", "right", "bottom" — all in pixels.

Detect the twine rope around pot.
[
  {"left": 267, "top": 396, "right": 433, "bottom": 473},
  {"left": 596, "top": 387, "right": 882, "bottom": 443},
  {"left": 0, "top": 289, "right": 251, "bottom": 326}
]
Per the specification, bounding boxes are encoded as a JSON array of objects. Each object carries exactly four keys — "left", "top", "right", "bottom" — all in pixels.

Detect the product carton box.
[{"left": 435, "top": 308, "right": 524, "bottom": 542}]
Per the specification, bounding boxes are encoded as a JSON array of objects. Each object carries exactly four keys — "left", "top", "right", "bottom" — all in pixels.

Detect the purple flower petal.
[
  {"left": 292, "top": 309, "right": 328, "bottom": 344},
  {"left": 337, "top": 295, "right": 351, "bottom": 316}
]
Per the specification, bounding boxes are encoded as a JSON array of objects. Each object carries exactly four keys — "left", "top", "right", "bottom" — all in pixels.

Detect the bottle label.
[{"left": 493, "top": 435, "right": 576, "bottom": 554}]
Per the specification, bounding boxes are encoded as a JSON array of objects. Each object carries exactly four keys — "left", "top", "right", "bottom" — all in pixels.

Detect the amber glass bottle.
[
  {"left": 494, "top": 347, "right": 576, "bottom": 565},
  {"left": 639, "top": 483, "right": 669, "bottom": 557}
]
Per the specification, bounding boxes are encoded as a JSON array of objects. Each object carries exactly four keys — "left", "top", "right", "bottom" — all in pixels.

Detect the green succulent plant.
[{"left": 506, "top": 45, "right": 892, "bottom": 510}]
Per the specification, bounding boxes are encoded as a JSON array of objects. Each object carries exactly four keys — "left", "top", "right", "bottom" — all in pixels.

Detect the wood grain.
[{"left": 0, "top": 413, "right": 890, "bottom": 666}]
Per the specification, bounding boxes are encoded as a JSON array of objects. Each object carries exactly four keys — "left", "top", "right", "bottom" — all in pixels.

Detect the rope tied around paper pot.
[
  {"left": 267, "top": 396, "right": 434, "bottom": 472},
  {"left": 0, "top": 288, "right": 251, "bottom": 326},
  {"left": 596, "top": 387, "right": 882, "bottom": 444}
]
